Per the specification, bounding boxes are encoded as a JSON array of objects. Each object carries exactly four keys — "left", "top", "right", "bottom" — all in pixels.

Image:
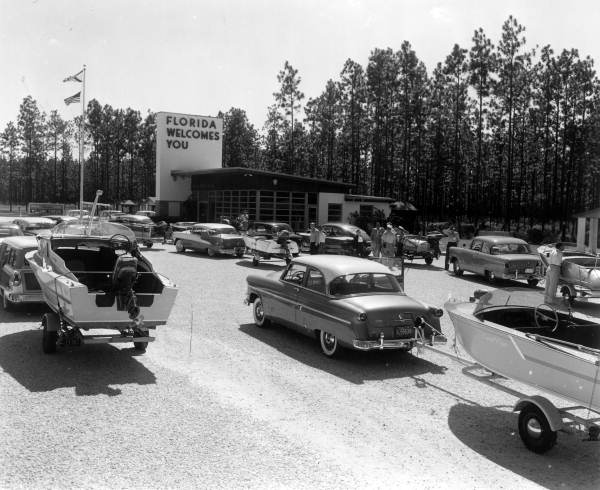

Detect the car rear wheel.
[
  {"left": 253, "top": 297, "right": 270, "bottom": 328},
  {"left": 452, "top": 260, "right": 463, "bottom": 277},
  {"left": 561, "top": 286, "right": 575, "bottom": 305},
  {"left": 175, "top": 240, "right": 185, "bottom": 253},
  {"left": 527, "top": 278, "right": 539, "bottom": 287},
  {"left": 319, "top": 330, "right": 342, "bottom": 358},
  {"left": 425, "top": 257, "right": 433, "bottom": 265},
  {"left": 207, "top": 248, "right": 216, "bottom": 257},
  {"left": 236, "top": 249, "right": 245, "bottom": 258},
  {"left": 485, "top": 270, "right": 496, "bottom": 283}
]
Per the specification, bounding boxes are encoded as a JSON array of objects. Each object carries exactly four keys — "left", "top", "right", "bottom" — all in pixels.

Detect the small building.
[
  {"left": 574, "top": 208, "right": 600, "bottom": 253},
  {"left": 167, "top": 167, "right": 397, "bottom": 231}
]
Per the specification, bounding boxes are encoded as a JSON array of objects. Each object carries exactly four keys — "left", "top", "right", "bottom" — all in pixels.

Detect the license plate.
[{"left": 525, "top": 268, "right": 533, "bottom": 273}]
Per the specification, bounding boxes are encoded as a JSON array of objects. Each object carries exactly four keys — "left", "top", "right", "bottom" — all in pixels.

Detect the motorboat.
[
  {"left": 445, "top": 288, "right": 600, "bottom": 413},
  {"left": 27, "top": 215, "right": 177, "bottom": 353}
]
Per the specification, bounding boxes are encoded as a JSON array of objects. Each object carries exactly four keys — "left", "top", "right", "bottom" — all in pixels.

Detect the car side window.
[
  {"left": 282, "top": 263, "right": 306, "bottom": 285},
  {"left": 305, "top": 267, "right": 326, "bottom": 294},
  {"left": 6, "top": 248, "right": 16, "bottom": 267},
  {"left": 481, "top": 242, "right": 490, "bottom": 254},
  {"left": 472, "top": 240, "right": 483, "bottom": 252},
  {"left": 0, "top": 244, "right": 7, "bottom": 267}
]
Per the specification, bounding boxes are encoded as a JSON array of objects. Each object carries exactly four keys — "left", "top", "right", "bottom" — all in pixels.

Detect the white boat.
[
  {"left": 27, "top": 217, "right": 177, "bottom": 353},
  {"left": 445, "top": 288, "right": 600, "bottom": 413},
  {"left": 243, "top": 235, "right": 299, "bottom": 266}
]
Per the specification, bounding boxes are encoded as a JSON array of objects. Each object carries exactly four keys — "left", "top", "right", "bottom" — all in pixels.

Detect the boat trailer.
[{"left": 420, "top": 342, "right": 600, "bottom": 454}]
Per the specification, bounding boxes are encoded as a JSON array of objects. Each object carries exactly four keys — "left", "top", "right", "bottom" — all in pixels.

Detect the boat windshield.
[
  {"left": 51, "top": 220, "right": 136, "bottom": 241},
  {"left": 473, "top": 288, "right": 551, "bottom": 316}
]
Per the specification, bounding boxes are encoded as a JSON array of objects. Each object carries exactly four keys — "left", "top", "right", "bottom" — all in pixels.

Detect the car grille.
[{"left": 24, "top": 272, "right": 41, "bottom": 291}]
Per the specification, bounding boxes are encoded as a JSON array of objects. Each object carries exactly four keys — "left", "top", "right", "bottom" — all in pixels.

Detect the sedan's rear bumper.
[{"left": 353, "top": 334, "right": 447, "bottom": 350}]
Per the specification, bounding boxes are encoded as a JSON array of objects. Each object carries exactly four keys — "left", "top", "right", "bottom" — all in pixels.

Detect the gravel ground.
[{"left": 1, "top": 245, "right": 599, "bottom": 489}]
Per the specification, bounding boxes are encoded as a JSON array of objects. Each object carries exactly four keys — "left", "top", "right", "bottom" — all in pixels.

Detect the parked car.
[
  {"left": 316, "top": 222, "right": 371, "bottom": 257},
  {"left": 109, "top": 214, "right": 162, "bottom": 248},
  {"left": 12, "top": 217, "right": 56, "bottom": 236},
  {"left": 0, "top": 223, "right": 24, "bottom": 240},
  {"left": 449, "top": 235, "right": 543, "bottom": 286},
  {"left": 173, "top": 223, "right": 246, "bottom": 257},
  {"left": 66, "top": 209, "right": 91, "bottom": 218},
  {"left": 0, "top": 235, "right": 43, "bottom": 310},
  {"left": 43, "top": 215, "right": 78, "bottom": 225},
  {"left": 171, "top": 221, "right": 197, "bottom": 233},
  {"left": 99, "top": 210, "right": 126, "bottom": 220},
  {"left": 136, "top": 210, "right": 157, "bottom": 219},
  {"left": 245, "top": 255, "right": 445, "bottom": 357}
]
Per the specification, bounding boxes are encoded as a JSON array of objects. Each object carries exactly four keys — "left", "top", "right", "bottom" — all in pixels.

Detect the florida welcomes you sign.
[{"left": 155, "top": 111, "right": 223, "bottom": 201}]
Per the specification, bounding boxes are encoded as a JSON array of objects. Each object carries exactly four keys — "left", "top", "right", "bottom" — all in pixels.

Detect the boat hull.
[
  {"left": 446, "top": 302, "right": 600, "bottom": 412},
  {"left": 29, "top": 257, "right": 177, "bottom": 329}
]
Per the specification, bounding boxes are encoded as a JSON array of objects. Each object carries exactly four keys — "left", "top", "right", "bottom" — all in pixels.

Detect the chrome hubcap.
[{"left": 526, "top": 418, "right": 542, "bottom": 439}]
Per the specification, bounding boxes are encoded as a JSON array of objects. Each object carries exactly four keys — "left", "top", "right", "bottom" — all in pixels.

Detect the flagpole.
[{"left": 79, "top": 65, "right": 86, "bottom": 215}]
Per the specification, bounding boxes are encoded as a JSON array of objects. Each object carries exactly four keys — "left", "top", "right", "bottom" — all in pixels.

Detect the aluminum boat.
[{"left": 445, "top": 289, "right": 600, "bottom": 412}]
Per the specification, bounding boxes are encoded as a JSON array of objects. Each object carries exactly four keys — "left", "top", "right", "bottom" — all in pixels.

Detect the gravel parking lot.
[{"left": 1, "top": 245, "right": 599, "bottom": 489}]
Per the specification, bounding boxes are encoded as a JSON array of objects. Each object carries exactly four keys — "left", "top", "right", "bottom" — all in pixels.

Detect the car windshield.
[
  {"left": 213, "top": 226, "right": 238, "bottom": 235},
  {"left": 329, "top": 273, "right": 402, "bottom": 296},
  {"left": 490, "top": 242, "right": 530, "bottom": 255}
]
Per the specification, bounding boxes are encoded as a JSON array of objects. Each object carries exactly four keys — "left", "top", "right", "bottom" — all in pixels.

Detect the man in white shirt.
[{"left": 544, "top": 242, "right": 564, "bottom": 303}]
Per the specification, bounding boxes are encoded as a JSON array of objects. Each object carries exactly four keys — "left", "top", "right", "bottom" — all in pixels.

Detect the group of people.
[{"left": 369, "top": 222, "right": 400, "bottom": 260}]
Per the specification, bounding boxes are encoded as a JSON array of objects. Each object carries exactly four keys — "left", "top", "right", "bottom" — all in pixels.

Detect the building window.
[{"left": 328, "top": 203, "right": 342, "bottom": 222}]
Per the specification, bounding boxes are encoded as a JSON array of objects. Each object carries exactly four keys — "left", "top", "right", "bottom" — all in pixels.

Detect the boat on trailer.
[
  {"left": 27, "top": 191, "right": 177, "bottom": 353},
  {"left": 445, "top": 288, "right": 600, "bottom": 453}
]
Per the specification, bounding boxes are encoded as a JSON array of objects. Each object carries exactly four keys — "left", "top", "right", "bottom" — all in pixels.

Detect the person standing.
[
  {"left": 381, "top": 223, "right": 397, "bottom": 267},
  {"left": 370, "top": 222, "right": 383, "bottom": 258},
  {"left": 309, "top": 222, "right": 320, "bottom": 254},
  {"left": 544, "top": 242, "right": 564, "bottom": 304},
  {"left": 444, "top": 225, "right": 460, "bottom": 270}
]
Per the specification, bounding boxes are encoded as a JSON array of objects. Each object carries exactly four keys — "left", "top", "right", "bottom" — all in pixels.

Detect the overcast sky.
[{"left": 1, "top": 0, "right": 598, "bottom": 131}]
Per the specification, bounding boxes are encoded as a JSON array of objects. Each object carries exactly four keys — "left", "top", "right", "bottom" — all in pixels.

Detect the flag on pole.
[
  {"left": 64, "top": 92, "right": 81, "bottom": 105},
  {"left": 63, "top": 69, "right": 83, "bottom": 83}
]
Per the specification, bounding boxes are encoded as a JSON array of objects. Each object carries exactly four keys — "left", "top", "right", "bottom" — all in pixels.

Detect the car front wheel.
[
  {"left": 320, "top": 330, "right": 342, "bottom": 358},
  {"left": 253, "top": 297, "right": 270, "bottom": 328}
]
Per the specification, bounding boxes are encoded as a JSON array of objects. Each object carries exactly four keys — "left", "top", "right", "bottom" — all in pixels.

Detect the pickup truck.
[{"left": 449, "top": 235, "right": 542, "bottom": 286}]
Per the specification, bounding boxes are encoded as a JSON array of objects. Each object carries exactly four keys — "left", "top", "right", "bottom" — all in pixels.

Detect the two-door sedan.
[
  {"left": 173, "top": 223, "right": 246, "bottom": 257},
  {"left": 245, "top": 255, "right": 445, "bottom": 357}
]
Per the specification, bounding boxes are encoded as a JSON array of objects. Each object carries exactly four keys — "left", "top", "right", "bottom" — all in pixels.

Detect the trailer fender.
[{"left": 514, "top": 395, "right": 563, "bottom": 432}]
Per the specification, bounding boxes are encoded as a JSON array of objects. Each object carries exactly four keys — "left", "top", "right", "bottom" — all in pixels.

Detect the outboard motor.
[{"left": 112, "top": 255, "right": 140, "bottom": 319}]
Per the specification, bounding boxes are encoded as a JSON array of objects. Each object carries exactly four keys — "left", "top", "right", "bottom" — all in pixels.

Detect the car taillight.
[{"left": 9, "top": 271, "right": 21, "bottom": 287}]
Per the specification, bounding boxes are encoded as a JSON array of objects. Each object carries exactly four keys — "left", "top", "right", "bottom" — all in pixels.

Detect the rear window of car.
[
  {"left": 329, "top": 273, "right": 401, "bottom": 296},
  {"left": 490, "top": 243, "right": 530, "bottom": 255}
]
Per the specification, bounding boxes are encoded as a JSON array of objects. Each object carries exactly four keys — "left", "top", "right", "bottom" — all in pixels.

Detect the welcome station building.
[{"left": 154, "top": 111, "right": 398, "bottom": 229}]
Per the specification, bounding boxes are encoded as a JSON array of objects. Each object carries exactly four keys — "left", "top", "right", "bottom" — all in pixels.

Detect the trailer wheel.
[
  {"left": 561, "top": 286, "right": 574, "bottom": 306},
  {"left": 175, "top": 240, "right": 185, "bottom": 253},
  {"left": 1, "top": 289, "right": 13, "bottom": 311},
  {"left": 518, "top": 404, "right": 557, "bottom": 453},
  {"left": 452, "top": 260, "right": 464, "bottom": 276},
  {"left": 133, "top": 332, "right": 148, "bottom": 352},
  {"left": 42, "top": 313, "right": 59, "bottom": 354}
]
